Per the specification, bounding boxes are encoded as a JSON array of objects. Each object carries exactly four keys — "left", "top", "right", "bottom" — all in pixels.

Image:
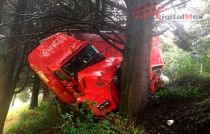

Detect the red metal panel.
[
  {"left": 150, "top": 36, "right": 164, "bottom": 68},
  {"left": 28, "top": 33, "right": 85, "bottom": 71},
  {"left": 73, "top": 33, "right": 124, "bottom": 58}
]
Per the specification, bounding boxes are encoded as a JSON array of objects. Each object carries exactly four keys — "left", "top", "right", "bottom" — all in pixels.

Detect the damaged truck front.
[{"left": 28, "top": 32, "right": 166, "bottom": 116}]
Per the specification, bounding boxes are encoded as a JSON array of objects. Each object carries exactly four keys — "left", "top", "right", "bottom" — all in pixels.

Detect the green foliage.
[
  {"left": 161, "top": 35, "right": 210, "bottom": 97},
  {"left": 161, "top": 36, "right": 210, "bottom": 83},
  {"left": 16, "top": 89, "right": 30, "bottom": 103},
  {"left": 199, "top": 37, "right": 210, "bottom": 72},
  {"left": 4, "top": 102, "right": 58, "bottom": 134},
  {"left": 164, "top": 51, "right": 202, "bottom": 82},
  {"left": 56, "top": 101, "right": 143, "bottom": 134},
  {"left": 5, "top": 104, "right": 29, "bottom": 123},
  {"left": 156, "top": 84, "right": 203, "bottom": 101},
  {"left": 196, "top": 38, "right": 210, "bottom": 54}
]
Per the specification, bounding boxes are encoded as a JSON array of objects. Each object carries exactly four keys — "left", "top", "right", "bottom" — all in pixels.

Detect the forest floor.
[
  {"left": 4, "top": 79, "right": 210, "bottom": 134},
  {"left": 137, "top": 78, "right": 210, "bottom": 134},
  {"left": 3, "top": 104, "right": 29, "bottom": 131}
]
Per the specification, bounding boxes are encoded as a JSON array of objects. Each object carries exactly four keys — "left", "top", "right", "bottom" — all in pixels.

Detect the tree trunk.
[
  {"left": 42, "top": 87, "right": 50, "bottom": 102},
  {"left": 119, "top": 0, "right": 153, "bottom": 119},
  {"left": 0, "top": 0, "right": 27, "bottom": 133},
  {"left": 0, "top": 0, "right": 6, "bottom": 25},
  {"left": 29, "top": 74, "right": 40, "bottom": 110},
  {"left": 0, "top": 39, "right": 18, "bottom": 134},
  {"left": 11, "top": 94, "right": 16, "bottom": 107}
]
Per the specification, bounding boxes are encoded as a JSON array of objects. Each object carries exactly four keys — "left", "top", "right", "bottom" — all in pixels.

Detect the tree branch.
[
  {"left": 104, "top": 34, "right": 125, "bottom": 45},
  {"left": 163, "top": 0, "right": 191, "bottom": 12},
  {"left": 91, "top": 3, "right": 126, "bottom": 31},
  {"left": 89, "top": 1, "right": 123, "bottom": 53},
  {"left": 103, "top": 0, "right": 127, "bottom": 12},
  {"left": 14, "top": 66, "right": 29, "bottom": 94},
  {"left": 0, "top": 21, "right": 92, "bottom": 56},
  {"left": 152, "top": 28, "right": 169, "bottom": 37},
  {"left": 91, "top": 5, "right": 124, "bottom": 43}
]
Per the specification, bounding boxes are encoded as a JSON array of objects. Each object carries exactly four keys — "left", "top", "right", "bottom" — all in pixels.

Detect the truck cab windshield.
[{"left": 62, "top": 44, "right": 99, "bottom": 77}]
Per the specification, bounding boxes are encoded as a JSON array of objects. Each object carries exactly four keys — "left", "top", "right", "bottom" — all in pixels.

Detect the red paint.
[{"left": 28, "top": 32, "right": 164, "bottom": 116}]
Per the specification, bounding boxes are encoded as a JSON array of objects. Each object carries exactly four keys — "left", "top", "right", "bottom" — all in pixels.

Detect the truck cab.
[{"left": 28, "top": 33, "right": 121, "bottom": 115}]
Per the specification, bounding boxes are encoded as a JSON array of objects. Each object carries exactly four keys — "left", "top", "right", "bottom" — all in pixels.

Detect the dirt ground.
[{"left": 137, "top": 79, "right": 210, "bottom": 134}]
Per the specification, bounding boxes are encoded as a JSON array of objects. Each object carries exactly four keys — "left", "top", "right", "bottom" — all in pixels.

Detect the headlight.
[
  {"left": 113, "top": 76, "right": 118, "bottom": 83},
  {"left": 160, "top": 75, "right": 169, "bottom": 85}
]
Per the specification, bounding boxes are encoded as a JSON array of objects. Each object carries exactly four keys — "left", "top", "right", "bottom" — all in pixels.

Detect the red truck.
[{"left": 28, "top": 31, "right": 166, "bottom": 116}]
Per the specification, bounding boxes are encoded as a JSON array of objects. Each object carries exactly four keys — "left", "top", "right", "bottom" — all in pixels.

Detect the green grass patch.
[
  {"left": 3, "top": 102, "right": 58, "bottom": 134},
  {"left": 5, "top": 104, "right": 29, "bottom": 122},
  {"left": 56, "top": 101, "right": 144, "bottom": 134},
  {"left": 156, "top": 84, "right": 204, "bottom": 101}
]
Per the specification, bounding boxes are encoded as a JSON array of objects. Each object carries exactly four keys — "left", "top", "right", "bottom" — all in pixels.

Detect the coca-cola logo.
[{"left": 43, "top": 37, "right": 64, "bottom": 56}]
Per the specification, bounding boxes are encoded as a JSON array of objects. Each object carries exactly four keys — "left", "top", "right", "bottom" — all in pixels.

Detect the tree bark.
[
  {"left": 0, "top": 0, "right": 6, "bottom": 24},
  {"left": 29, "top": 74, "right": 40, "bottom": 110},
  {"left": 0, "top": 0, "right": 27, "bottom": 133},
  {"left": 11, "top": 94, "right": 16, "bottom": 107},
  {"left": 119, "top": 0, "right": 153, "bottom": 119},
  {"left": 42, "top": 87, "right": 50, "bottom": 102}
]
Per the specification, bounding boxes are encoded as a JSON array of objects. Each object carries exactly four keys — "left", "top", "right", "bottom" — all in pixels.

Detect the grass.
[
  {"left": 5, "top": 104, "right": 29, "bottom": 123},
  {"left": 56, "top": 101, "right": 144, "bottom": 134},
  {"left": 156, "top": 87, "right": 197, "bottom": 100},
  {"left": 4, "top": 100, "right": 143, "bottom": 134},
  {"left": 3, "top": 102, "right": 58, "bottom": 134}
]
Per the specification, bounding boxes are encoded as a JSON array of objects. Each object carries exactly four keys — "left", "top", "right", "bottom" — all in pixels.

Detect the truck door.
[
  {"left": 53, "top": 69, "right": 82, "bottom": 99},
  {"left": 44, "top": 61, "right": 76, "bottom": 103}
]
